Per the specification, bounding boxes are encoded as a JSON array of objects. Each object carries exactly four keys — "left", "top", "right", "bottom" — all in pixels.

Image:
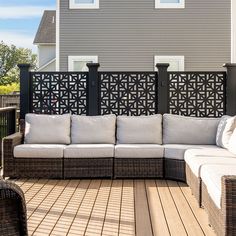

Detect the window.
[
  {"left": 155, "top": 0, "right": 185, "bottom": 8},
  {"left": 69, "top": 0, "right": 99, "bottom": 9},
  {"left": 68, "top": 56, "right": 98, "bottom": 71},
  {"left": 154, "top": 56, "right": 185, "bottom": 71}
]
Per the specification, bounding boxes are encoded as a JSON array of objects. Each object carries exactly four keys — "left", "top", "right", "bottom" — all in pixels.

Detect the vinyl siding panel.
[
  {"left": 38, "top": 45, "right": 56, "bottom": 68},
  {"left": 59, "top": 0, "right": 231, "bottom": 71},
  {"left": 38, "top": 60, "right": 56, "bottom": 72}
]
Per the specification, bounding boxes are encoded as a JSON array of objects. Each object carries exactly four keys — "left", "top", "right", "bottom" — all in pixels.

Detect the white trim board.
[
  {"left": 232, "top": 0, "right": 236, "bottom": 62},
  {"left": 56, "top": 0, "right": 60, "bottom": 71},
  {"left": 69, "top": 0, "right": 99, "bottom": 9},
  {"left": 155, "top": 0, "right": 185, "bottom": 9}
]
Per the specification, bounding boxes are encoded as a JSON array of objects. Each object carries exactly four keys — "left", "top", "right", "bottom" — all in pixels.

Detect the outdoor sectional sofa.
[{"left": 2, "top": 113, "right": 236, "bottom": 236}]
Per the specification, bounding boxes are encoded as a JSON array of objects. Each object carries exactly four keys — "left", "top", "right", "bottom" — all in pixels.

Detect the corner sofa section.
[
  {"left": 184, "top": 115, "right": 236, "bottom": 236},
  {"left": 163, "top": 114, "right": 220, "bottom": 182}
]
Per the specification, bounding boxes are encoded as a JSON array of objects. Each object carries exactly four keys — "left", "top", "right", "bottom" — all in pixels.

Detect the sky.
[{"left": 0, "top": 0, "right": 56, "bottom": 52}]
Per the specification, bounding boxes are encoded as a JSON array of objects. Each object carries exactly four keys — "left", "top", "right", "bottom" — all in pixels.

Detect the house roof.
[{"left": 34, "top": 10, "right": 56, "bottom": 44}]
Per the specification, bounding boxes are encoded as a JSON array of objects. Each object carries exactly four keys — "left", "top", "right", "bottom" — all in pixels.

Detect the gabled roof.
[{"left": 34, "top": 10, "right": 56, "bottom": 44}]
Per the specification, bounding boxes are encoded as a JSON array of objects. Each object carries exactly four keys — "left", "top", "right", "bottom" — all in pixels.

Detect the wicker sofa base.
[
  {"left": 64, "top": 158, "right": 113, "bottom": 178},
  {"left": 202, "top": 176, "right": 236, "bottom": 236},
  {"left": 114, "top": 158, "right": 164, "bottom": 178},
  {"left": 0, "top": 180, "right": 28, "bottom": 236},
  {"left": 164, "top": 159, "right": 186, "bottom": 182},
  {"left": 202, "top": 183, "right": 224, "bottom": 236},
  {"left": 4, "top": 158, "right": 63, "bottom": 179},
  {"left": 186, "top": 164, "right": 201, "bottom": 206}
]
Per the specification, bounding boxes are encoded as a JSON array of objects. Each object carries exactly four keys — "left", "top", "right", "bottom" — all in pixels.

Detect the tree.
[{"left": 0, "top": 41, "right": 37, "bottom": 85}]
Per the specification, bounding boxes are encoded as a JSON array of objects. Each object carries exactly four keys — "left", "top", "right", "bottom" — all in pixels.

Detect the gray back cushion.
[
  {"left": 163, "top": 114, "right": 220, "bottom": 145},
  {"left": 216, "top": 115, "right": 236, "bottom": 148},
  {"left": 117, "top": 115, "right": 162, "bottom": 144},
  {"left": 71, "top": 114, "right": 116, "bottom": 144},
  {"left": 25, "top": 113, "right": 71, "bottom": 144}
]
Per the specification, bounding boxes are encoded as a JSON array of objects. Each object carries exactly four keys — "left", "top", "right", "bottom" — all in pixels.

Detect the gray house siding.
[
  {"left": 59, "top": 0, "right": 231, "bottom": 71},
  {"left": 38, "top": 45, "right": 56, "bottom": 68}
]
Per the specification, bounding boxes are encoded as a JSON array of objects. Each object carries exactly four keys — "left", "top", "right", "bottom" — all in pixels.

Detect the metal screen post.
[
  {"left": 156, "top": 63, "right": 170, "bottom": 114},
  {"left": 224, "top": 63, "right": 236, "bottom": 116},
  {"left": 9, "top": 109, "right": 16, "bottom": 134},
  {"left": 18, "top": 64, "right": 31, "bottom": 119},
  {"left": 87, "top": 63, "right": 100, "bottom": 116}
]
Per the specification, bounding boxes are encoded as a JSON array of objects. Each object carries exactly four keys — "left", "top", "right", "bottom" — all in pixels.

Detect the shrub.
[{"left": 0, "top": 83, "right": 19, "bottom": 95}]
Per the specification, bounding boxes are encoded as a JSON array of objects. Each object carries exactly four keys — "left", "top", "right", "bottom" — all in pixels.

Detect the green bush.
[{"left": 0, "top": 83, "right": 19, "bottom": 95}]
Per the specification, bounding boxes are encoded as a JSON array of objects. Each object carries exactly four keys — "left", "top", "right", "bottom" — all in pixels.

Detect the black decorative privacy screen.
[
  {"left": 168, "top": 72, "right": 226, "bottom": 117},
  {"left": 99, "top": 72, "right": 157, "bottom": 115},
  {"left": 30, "top": 72, "right": 88, "bottom": 114},
  {"left": 29, "top": 70, "right": 226, "bottom": 117}
]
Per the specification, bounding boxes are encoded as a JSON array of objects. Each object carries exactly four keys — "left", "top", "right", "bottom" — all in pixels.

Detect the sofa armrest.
[
  {"left": 0, "top": 179, "right": 28, "bottom": 235},
  {"left": 3, "top": 132, "right": 23, "bottom": 162},
  {"left": 221, "top": 175, "right": 236, "bottom": 235}
]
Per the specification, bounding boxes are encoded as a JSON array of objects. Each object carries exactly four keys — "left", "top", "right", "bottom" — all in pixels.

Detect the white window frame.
[
  {"left": 155, "top": 0, "right": 185, "bottom": 9},
  {"left": 154, "top": 56, "right": 185, "bottom": 71},
  {"left": 68, "top": 56, "right": 98, "bottom": 71},
  {"left": 69, "top": 0, "right": 99, "bottom": 9}
]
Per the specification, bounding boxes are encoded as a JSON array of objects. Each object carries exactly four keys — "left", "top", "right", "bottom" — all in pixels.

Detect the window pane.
[
  {"left": 160, "top": 0, "right": 180, "bottom": 3},
  {"left": 73, "top": 61, "right": 93, "bottom": 71},
  {"left": 75, "top": 0, "right": 94, "bottom": 4}
]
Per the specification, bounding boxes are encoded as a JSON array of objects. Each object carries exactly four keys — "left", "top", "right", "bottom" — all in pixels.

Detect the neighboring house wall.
[
  {"left": 39, "top": 59, "right": 56, "bottom": 71},
  {"left": 58, "top": 0, "right": 231, "bottom": 71},
  {"left": 38, "top": 45, "right": 56, "bottom": 68}
]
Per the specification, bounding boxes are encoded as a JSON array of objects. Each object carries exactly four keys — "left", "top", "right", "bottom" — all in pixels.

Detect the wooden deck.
[{"left": 14, "top": 179, "right": 216, "bottom": 236}]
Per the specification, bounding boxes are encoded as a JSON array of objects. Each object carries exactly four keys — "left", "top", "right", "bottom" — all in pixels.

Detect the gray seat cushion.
[
  {"left": 115, "top": 144, "right": 164, "bottom": 158},
  {"left": 24, "top": 113, "right": 71, "bottom": 144},
  {"left": 64, "top": 144, "right": 114, "bottom": 158},
  {"left": 14, "top": 144, "right": 66, "bottom": 158},
  {"left": 71, "top": 114, "right": 116, "bottom": 144},
  {"left": 184, "top": 148, "right": 236, "bottom": 177},
  {"left": 201, "top": 164, "right": 236, "bottom": 209},
  {"left": 116, "top": 115, "right": 162, "bottom": 144},
  {"left": 164, "top": 144, "right": 218, "bottom": 160},
  {"left": 163, "top": 114, "right": 220, "bottom": 145}
]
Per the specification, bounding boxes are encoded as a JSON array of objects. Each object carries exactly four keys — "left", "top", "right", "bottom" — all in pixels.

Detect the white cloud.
[
  {"left": 0, "top": 31, "right": 37, "bottom": 52},
  {"left": 0, "top": 6, "right": 55, "bottom": 19}
]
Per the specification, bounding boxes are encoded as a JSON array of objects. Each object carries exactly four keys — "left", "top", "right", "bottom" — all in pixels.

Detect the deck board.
[
  {"left": 135, "top": 180, "right": 153, "bottom": 236},
  {"left": 167, "top": 180, "right": 205, "bottom": 236},
  {"left": 156, "top": 180, "right": 187, "bottom": 236},
  {"left": 178, "top": 181, "right": 216, "bottom": 236},
  {"left": 13, "top": 179, "right": 216, "bottom": 236},
  {"left": 101, "top": 180, "right": 123, "bottom": 236},
  {"left": 85, "top": 180, "right": 111, "bottom": 236},
  {"left": 119, "top": 180, "right": 135, "bottom": 236},
  {"left": 145, "top": 180, "right": 170, "bottom": 236},
  {"left": 68, "top": 179, "right": 102, "bottom": 236}
]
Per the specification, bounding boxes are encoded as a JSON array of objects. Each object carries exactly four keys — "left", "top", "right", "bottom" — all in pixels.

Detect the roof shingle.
[{"left": 34, "top": 10, "right": 56, "bottom": 44}]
